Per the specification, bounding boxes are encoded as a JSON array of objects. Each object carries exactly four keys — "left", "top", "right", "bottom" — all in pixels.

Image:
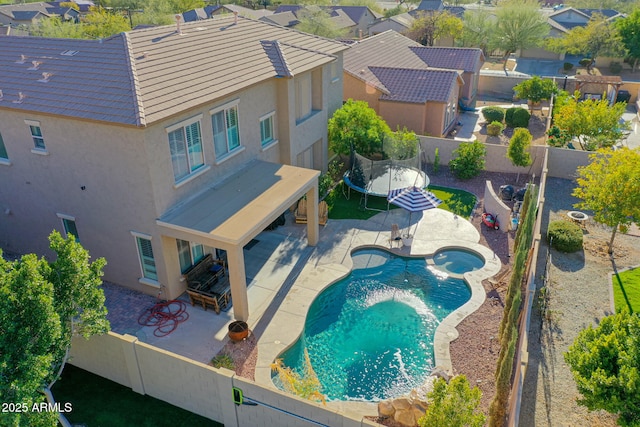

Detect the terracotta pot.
[{"left": 228, "top": 320, "right": 249, "bottom": 342}]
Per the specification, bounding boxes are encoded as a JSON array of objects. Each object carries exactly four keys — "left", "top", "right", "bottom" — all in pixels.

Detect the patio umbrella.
[{"left": 387, "top": 186, "right": 443, "bottom": 236}]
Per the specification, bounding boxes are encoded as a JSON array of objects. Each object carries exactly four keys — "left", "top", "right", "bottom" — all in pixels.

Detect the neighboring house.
[
  {"left": 368, "top": 12, "right": 414, "bottom": 36},
  {"left": 260, "top": 11, "right": 299, "bottom": 28},
  {"left": 407, "top": 0, "right": 466, "bottom": 46},
  {"left": 182, "top": 5, "right": 273, "bottom": 22},
  {"left": 0, "top": 2, "right": 79, "bottom": 26},
  {"left": 0, "top": 16, "right": 347, "bottom": 322},
  {"left": 343, "top": 30, "right": 483, "bottom": 137},
  {"left": 271, "top": 5, "right": 381, "bottom": 38},
  {"left": 0, "top": 25, "right": 29, "bottom": 36}
]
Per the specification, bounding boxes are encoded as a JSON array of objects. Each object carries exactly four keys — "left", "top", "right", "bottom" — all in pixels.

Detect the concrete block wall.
[{"left": 546, "top": 147, "right": 591, "bottom": 179}]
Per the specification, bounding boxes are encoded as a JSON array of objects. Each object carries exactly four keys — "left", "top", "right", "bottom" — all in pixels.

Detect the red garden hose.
[{"left": 138, "top": 300, "right": 189, "bottom": 337}]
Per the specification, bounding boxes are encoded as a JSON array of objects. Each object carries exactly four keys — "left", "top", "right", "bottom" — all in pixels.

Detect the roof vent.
[
  {"left": 28, "top": 61, "right": 42, "bottom": 70},
  {"left": 16, "top": 54, "right": 27, "bottom": 64},
  {"left": 60, "top": 50, "right": 79, "bottom": 56},
  {"left": 13, "top": 92, "right": 25, "bottom": 104},
  {"left": 38, "top": 72, "right": 53, "bottom": 83},
  {"left": 175, "top": 14, "right": 183, "bottom": 35}
]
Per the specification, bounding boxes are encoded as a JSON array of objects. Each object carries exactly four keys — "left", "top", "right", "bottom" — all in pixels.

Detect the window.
[
  {"left": 57, "top": 214, "right": 79, "bottom": 242},
  {"left": 25, "top": 120, "right": 46, "bottom": 151},
  {"left": 0, "top": 132, "right": 8, "bottom": 163},
  {"left": 211, "top": 103, "right": 240, "bottom": 158},
  {"left": 167, "top": 116, "right": 204, "bottom": 183},
  {"left": 295, "top": 73, "right": 312, "bottom": 121},
  {"left": 176, "top": 239, "right": 204, "bottom": 273},
  {"left": 260, "top": 113, "right": 275, "bottom": 147},
  {"left": 330, "top": 60, "right": 340, "bottom": 83},
  {"left": 134, "top": 234, "right": 157, "bottom": 281}
]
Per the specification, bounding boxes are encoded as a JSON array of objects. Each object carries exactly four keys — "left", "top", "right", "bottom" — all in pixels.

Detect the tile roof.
[
  {"left": 0, "top": 16, "right": 347, "bottom": 126},
  {"left": 327, "top": 5, "right": 382, "bottom": 22},
  {"left": 415, "top": 0, "right": 444, "bottom": 11},
  {"left": 409, "top": 46, "right": 483, "bottom": 73},
  {"left": 369, "top": 66, "right": 460, "bottom": 103},
  {"left": 343, "top": 30, "right": 426, "bottom": 91},
  {"left": 259, "top": 11, "right": 299, "bottom": 27},
  {"left": 331, "top": 9, "right": 357, "bottom": 29}
]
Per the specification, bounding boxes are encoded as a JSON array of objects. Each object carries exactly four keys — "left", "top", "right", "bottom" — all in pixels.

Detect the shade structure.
[{"left": 387, "top": 186, "right": 443, "bottom": 235}]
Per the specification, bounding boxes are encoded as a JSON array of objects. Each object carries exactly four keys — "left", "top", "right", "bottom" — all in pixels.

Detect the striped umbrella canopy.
[{"left": 387, "top": 186, "right": 443, "bottom": 235}]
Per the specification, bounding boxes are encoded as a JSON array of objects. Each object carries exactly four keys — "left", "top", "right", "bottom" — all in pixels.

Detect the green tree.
[
  {"left": 553, "top": 95, "right": 629, "bottom": 150},
  {"left": 328, "top": 99, "right": 391, "bottom": 156},
  {"left": 507, "top": 128, "right": 532, "bottom": 183},
  {"left": 615, "top": 10, "right": 640, "bottom": 72},
  {"left": 83, "top": 7, "right": 131, "bottom": 38},
  {"left": 168, "top": 0, "right": 205, "bottom": 14},
  {"left": 513, "top": 76, "right": 558, "bottom": 104},
  {"left": 565, "top": 311, "right": 640, "bottom": 426},
  {"left": 494, "top": 0, "right": 549, "bottom": 72},
  {"left": 448, "top": 140, "right": 486, "bottom": 179},
  {"left": 407, "top": 10, "right": 463, "bottom": 46},
  {"left": 460, "top": 9, "right": 495, "bottom": 55},
  {"left": 547, "top": 14, "right": 625, "bottom": 72},
  {"left": 418, "top": 376, "right": 486, "bottom": 427},
  {"left": 0, "top": 231, "right": 109, "bottom": 426},
  {"left": 296, "top": 8, "right": 347, "bottom": 38},
  {"left": 383, "top": 126, "right": 419, "bottom": 160},
  {"left": 31, "top": 16, "right": 85, "bottom": 38},
  {"left": 573, "top": 148, "right": 640, "bottom": 254}
]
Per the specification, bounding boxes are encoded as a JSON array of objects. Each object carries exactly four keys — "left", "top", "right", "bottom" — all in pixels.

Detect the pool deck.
[{"left": 253, "top": 207, "right": 501, "bottom": 415}]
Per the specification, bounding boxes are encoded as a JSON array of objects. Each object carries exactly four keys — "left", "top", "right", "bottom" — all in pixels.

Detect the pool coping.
[{"left": 254, "top": 210, "right": 501, "bottom": 415}]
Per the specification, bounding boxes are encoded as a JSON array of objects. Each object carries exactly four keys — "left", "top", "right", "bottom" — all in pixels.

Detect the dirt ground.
[{"left": 475, "top": 107, "right": 549, "bottom": 146}]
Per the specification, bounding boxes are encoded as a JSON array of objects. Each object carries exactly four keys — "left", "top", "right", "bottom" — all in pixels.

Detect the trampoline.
[{"left": 343, "top": 150, "right": 429, "bottom": 210}]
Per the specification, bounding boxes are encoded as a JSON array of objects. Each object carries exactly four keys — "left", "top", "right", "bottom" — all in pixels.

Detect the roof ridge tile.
[{"left": 121, "top": 32, "right": 146, "bottom": 127}]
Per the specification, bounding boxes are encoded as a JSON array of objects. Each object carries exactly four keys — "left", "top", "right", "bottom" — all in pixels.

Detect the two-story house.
[{"left": 0, "top": 16, "right": 347, "bottom": 321}]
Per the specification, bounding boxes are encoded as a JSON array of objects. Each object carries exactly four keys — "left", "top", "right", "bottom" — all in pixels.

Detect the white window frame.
[
  {"left": 131, "top": 231, "right": 160, "bottom": 287},
  {"left": 176, "top": 239, "right": 204, "bottom": 273},
  {"left": 0, "top": 131, "right": 9, "bottom": 165},
  {"left": 210, "top": 100, "right": 242, "bottom": 162},
  {"left": 259, "top": 111, "right": 278, "bottom": 149},
  {"left": 25, "top": 119, "right": 48, "bottom": 155},
  {"left": 166, "top": 114, "right": 205, "bottom": 185},
  {"left": 56, "top": 213, "right": 79, "bottom": 242}
]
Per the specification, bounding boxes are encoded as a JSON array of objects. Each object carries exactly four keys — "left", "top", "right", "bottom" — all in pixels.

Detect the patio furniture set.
[{"left": 184, "top": 253, "right": 231, "bottom": 314}]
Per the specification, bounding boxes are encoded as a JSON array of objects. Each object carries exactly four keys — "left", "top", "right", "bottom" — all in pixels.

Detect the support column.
[
  {"left": 305, "top": 186, "right": 319, "bottom": 246},
  {"left": 227, "top": 245, "right": 249, "bottom": 321}
]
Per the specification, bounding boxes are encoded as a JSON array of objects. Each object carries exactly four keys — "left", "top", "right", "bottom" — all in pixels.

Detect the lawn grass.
[
  {"left": 327, "top": 182, "right": 477, "bottom": 220},
  {"left": 612, "top": 266, "right": 640, "bottom": 314},
  {"left": 52, "top": 364, "right": 220, "bottom": 427}
]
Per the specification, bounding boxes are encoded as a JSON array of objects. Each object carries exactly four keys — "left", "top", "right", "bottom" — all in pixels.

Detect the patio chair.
[
  {"left": 294, "top": 198, "right": 307, "bottom": 224},
  {"left": 389, "top": 223, "right": 402, "bottom": 248}
]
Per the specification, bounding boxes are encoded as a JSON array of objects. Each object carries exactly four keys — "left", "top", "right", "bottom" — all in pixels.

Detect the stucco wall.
[
  {"left": 69, "top": 332, "right": 380, "bottom": 427},
  {"left": 546, "top": 146, "right": 591, "bottom": 179},
  {"left": 478, "top": 74, "right": 528, "bottom": 100},
  {"left": 343, "top": 72, "right": 381, "bottom": 111}
]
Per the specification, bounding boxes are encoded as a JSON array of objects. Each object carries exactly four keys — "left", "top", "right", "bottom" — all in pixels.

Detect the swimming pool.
[
  {"left": 274, "top": 248, "right": 471, "bottom": 401},
  {"left": 432, "top": 249, "right": 485, "bottom": 275}
]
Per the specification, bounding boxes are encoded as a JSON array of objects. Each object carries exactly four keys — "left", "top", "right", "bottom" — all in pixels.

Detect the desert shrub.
[
  {"left": 511, "top": 108, "right": 531, "bottom": 128},
  {"left": 609, "top": 61, "right": 622, "bottom": 74},
  {"left": 482, "top": 106, "right": 505, "bottom": 123},
  {"left": 563, "top": 62, "right": 574, "bottom": 71},
  {"left": 547, "top": 125, "right": 571, "bottom": 147},
  {"left": 579, "top": 58, "right": 592, "bottom": 67},
  {"left": 548, "top": 220, "right": 583, "bottom": 252},
  {"left": 211, "top": 354, "right": 235, "bottom": 370},
  {"left": 449, "top": 141, "right": 486, "bottom": 179},
  {"left": 487, "top": 121, "right": 505, "bottom": 136}
]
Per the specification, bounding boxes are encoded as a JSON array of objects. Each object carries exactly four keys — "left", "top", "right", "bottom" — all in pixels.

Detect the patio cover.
[{"left": 156, "top": 160, "right": 320, "bottom": 321}]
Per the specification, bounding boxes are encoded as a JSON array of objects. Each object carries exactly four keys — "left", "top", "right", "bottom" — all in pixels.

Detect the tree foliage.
[
  {"left": 271, "top": 349, "right": 326, "bottom": 404},
  {"left": 494, "top": 0, "right": 548, "bottom": 70},
  {"left": 615, "top": 10, "right": 640, "bottom": 72},
  {"left": 31, "top": 7, "right": 130, "bottom": 38},
  {"left": 407, "top": 10, "right": 463, "bottom": 46},
  {"left": 296, "top": 8, "right": 347, "bottom": 38},
  {"left": 552, "top": 94, "right": 629, "bottom": 150},
  {"left": 449, "top": 141, "right": 486, "bottom": 179},
  {"left": 328, "top": 99, "right": 391, "bottom": 156},
  {"left": 573, "top": 148, "right": 640, "bottom": 253},
  {"left": 460, "top": 9, "right": 495, "bottom": 55},
  {"left": 547, "top": 14, "right": 626, "bottom": 70},
  {"left": 0, "top": 232, "right": 109, "bottom": 426},
  {"left": 507, "top": 128, "right": 533, "bottom": 169},
  {"left": 383, "top": 126, "right": 419, "bottom": 160},
  {"left": 513, "top": 76, "right": 558, "bottom": 103},
  {"left": 564, "top": 311, "right": 640, "bottom": 426},
  {"left": 418, "top": 376, "right": 486, "bottom": 427}
]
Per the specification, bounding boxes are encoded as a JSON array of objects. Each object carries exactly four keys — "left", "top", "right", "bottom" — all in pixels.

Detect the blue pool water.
[
  {"left": 432, "top": 249, "right": 485, "bottom": 275},
  {"left": 275, "top": 249, "right": 471, "bottom": 401}
]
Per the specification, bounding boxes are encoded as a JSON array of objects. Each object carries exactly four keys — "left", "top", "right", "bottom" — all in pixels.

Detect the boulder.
[
  {"left": 430, "top": 366, "right": 452, "bottom": 382},
  {"left": 394, "top": 408, "right": 416, "bottom": 427},
  {"left": 412, "top": 402, "right": 427, "bottom": 422},
  {"left": 378, "top": 400, "right": 395, "bottom": 418},
  {"left": 391, "top": 398, "right": 412, "bottom": 411}
]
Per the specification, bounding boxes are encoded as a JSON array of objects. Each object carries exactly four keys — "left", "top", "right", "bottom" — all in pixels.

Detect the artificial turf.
[
  {"left": 52, "top": 364, "right": 221, "bottom": 427},
  {"left": 612, "top": 266, "right": 640, "bottom": 314},
  {"left": 327, "top": 182, "right": 477, "bottom": 220}
]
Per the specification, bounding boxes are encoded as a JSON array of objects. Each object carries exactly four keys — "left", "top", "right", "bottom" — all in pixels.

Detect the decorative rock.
[
  {"left": 391, "top": 398, "right": 412, "bottom": 411},
  {"left": 378, "top": 400, "right": 395, "bottom": 418},
  {"left": 412, "top": 402, "right": 427, "bottom": 422},
  {"left": 394, "top": 408, "right": 416, "bottom": 427}
]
